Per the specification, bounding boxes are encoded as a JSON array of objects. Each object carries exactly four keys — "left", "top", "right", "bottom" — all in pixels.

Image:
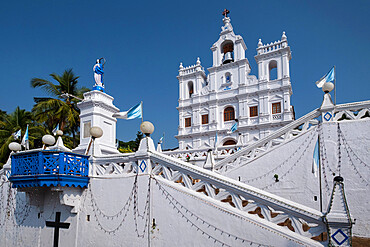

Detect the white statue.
[{"left": 93, "top": 58, "right": 105, "bottom": 92}]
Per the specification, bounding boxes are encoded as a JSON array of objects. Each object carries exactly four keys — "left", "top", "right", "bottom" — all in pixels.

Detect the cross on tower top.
[{"left": 222, "top": 9, "right": 230, "bottom": 17}]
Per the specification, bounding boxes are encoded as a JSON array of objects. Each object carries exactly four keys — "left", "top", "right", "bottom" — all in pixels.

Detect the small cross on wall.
[
  {"left": 46, "top": 212, "right": 70, "bottom": 247},
  {"left": 222, "top": 9, "right": 230, "bottom": 17}
]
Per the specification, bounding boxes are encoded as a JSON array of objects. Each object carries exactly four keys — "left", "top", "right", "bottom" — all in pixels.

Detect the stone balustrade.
[
  {"left": 178, "top": 64, "right": 204, "bottom": 76},
  {"left": 257, "top": 39, "right": 288, "bottom": 55}
]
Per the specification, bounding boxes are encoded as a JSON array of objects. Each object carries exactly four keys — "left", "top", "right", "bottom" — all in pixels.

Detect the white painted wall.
[
  {"left": 73, "top": 90, "right": 120, "bottom": 155},
  {"left": 225, "top": 119, "right": 370, "bottom": 238},
  {"left": 0, "top": 176, "right": 322, "bottom": 246}
]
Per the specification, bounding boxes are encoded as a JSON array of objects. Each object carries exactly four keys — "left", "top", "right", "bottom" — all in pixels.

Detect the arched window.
[
  {"left": 224, "top": 107, "right": 235, "bottom": 122},
  {"left": 188, "top": 81, "right": 194, "bottom": 98},
  {"left": 225, "top": 72, "right": 231, "bottom": 83},
  {"left": 223, "top": 140, "right": 237, "bottom": 146},
  {"left": 269, "top": 60, "right": 277, "bottom": 81}
]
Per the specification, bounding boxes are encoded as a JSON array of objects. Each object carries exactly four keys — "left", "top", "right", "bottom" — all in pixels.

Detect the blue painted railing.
[{"left": 9, "top": 151, "right": 90, "bottom": 188}]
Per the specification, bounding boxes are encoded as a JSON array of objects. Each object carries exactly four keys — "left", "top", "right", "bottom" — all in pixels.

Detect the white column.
[
  {"left": 282, "top": 54, "right": 289, "bottom": 78},
  {"left": 211, "top": 46, "right": 218, "bottom": 67},
  {"left": 277, "top": 59, "right": 282, "bottom": 79},
  {"left": 283, "top": 92, "right": 290, "bottom": 111},
  {"left": 257, "top": 61, "right": 263, "bottom": 81}
]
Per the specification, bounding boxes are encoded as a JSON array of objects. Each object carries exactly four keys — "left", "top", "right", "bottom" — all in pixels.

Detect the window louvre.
[
  {"left": 224, "top": 107, "right": 235, "bottom": 122},
  {"left": 250, "top": 106, "right": 258, "bottom": 117},
  {"left": 272, "top": 102, "right": 281, "bottom": 114},
  {"left": 185, "top": 117, "right": 191, "bottom": 127},
  {"left": 201, "top": 114, "right": 209, "bottom": 124}
]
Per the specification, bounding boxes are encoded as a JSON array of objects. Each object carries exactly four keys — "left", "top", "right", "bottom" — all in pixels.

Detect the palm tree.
[
  {"left": 0, "top": 107, "right": 45, "bottom": 165},
  {"left": 31, "top": 69, "right": 89, "bottom": 147}
]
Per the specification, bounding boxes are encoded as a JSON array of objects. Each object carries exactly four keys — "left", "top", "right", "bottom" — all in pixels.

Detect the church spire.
[{"left": 220, "top": 9, "right": 233, "bottom": 34}]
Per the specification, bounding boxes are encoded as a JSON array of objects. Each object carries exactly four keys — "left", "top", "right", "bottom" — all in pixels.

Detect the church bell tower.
[{"left": 176, "top": 10, "right": 294, "bottom": 151}]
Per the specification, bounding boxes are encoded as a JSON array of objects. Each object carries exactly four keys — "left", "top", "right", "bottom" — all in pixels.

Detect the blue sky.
[{"left": 0, "top": 1, "right": 369, "bottom": 149}]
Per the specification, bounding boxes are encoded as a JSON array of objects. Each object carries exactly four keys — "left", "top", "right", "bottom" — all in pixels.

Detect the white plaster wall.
[
  {"left": 0, "top": 174, "right": 322, "bottom": 246},
  {"left": 225, "top": 119, "right": 370, "bottom": 237},
  {"left": 74, "top": 90, "right": 120, "bottom": 155},
  {"left": 0, "top": 183, "right": 79, "bottom": 247}
]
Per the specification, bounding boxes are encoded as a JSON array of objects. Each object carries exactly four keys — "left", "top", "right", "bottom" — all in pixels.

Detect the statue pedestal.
[{"left": 73, "top": 90, "right": 120, "bottom": 155}]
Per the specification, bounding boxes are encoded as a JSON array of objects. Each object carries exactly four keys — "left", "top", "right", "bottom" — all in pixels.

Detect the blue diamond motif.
[
  {"left": 331, "top": 229, "right": 349, "bottom": 245},
  {"left": 324, "top": 112, "right": 332, "bottom": 121},
  {"left": 139, "top": 160, "right": 147, "bottom": 172}
]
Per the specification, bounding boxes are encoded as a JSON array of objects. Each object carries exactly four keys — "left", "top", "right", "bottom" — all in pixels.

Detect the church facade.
[
  {"left": 1, "top": 11, "right": 369, "bottom": 247},
  {"left": 176, "top": 15, "right": 294, "bottom": 150}
]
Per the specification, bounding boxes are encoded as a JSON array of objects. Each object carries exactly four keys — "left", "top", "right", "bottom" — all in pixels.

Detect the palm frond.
[
  {"left": 33, "top": 97, "right": 54, "bottom": 103},
  {"left": 30, "top": 78, "right": 61, "bottom": 97}
]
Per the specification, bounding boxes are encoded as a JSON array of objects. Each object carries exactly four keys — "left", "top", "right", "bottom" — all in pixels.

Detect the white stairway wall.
[{"left": 225, "top": 119, "right": 370, "bottom": 238}]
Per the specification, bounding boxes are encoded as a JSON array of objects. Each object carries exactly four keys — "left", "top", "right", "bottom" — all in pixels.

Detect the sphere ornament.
[
  {"left": 322, "top": 82, "right": 334, "bottom": 93},
  {"left": 56, "top": 130, "right": 64, "bottom": 136},
  {"left": 42, "top": 135, "right": 56, "bottom": 145},
  {"left": 90, "top": 126, "right": 103, "bottom": 138},
  {"left": 140, "top": 121, "right": 154, "bottom": 136},
  {"left": 9, "top": 142, "right": 21, "bottom": 151}
]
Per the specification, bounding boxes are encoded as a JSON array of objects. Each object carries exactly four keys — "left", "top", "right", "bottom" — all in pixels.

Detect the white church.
[
  {"left": 0, "top": 11, "right": 369, "bottom": 247},
  {"left": 176, "top": 14, "right": 294, "bottom": 152}
]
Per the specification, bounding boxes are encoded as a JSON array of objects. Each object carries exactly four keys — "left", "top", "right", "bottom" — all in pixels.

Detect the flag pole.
[
  {"left": 318, "top": 133, "right": 323, "bottom": 241},
  {"left": 163, "top": 132, "right": 165, "bottom": 150},
  {"left": 318, "top": 134, "right": 323, "bottom": 213},
  {"left": 334, "top": 65, "right": 336, "bottom": 105},
  {"left": 141, "top": 101, "right": 143, "bottom": 122}
]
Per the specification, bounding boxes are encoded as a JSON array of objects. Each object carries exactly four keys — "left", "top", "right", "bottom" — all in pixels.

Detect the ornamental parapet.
[
  {"left": 178, "top": 58, "right": 205, "bottom": 77},
  {"left": 9, "top": 151, "right": 90, "bottom": 188},
  {"left": 256, "top": 35, "right": 289, "bottom": 56}
]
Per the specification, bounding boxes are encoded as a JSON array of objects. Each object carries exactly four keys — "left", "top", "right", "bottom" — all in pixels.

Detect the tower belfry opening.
[{"left": 222, "top": 41, "right": 234, "bottom": 64}]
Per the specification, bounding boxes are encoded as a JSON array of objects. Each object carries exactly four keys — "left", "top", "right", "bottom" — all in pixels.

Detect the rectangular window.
[
  {"left": 201, "top": 114, "right": 209, "bottom": 124},
  {"left": 272, "top": 102, "right": 281, "bottom": 114},
  {"left": 249, "top": 106, "right": 258, "bottom": 117},
  {"left": 185, "top": 117, "right": 191, "bottom": 127},
  {"left": 83, "top": 121, "right": 91, "bottom": 138}
]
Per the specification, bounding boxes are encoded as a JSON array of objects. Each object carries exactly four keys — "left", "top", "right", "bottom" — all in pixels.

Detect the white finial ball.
[
  {"left": 90, "top": 126, "right": 103, "bottom": 138},
  {"left": 322, "top": 82, "right": 334, "bottom": 93},
  {"left": 56, "top": 130, "right": 63, "bottom": 136},
  {"left": 140, "top": 121, "right": 154, "bottom": 136},
  {"left": 9, "top": 142, "right": 21, "bottom": 151},
  {"left": 42, "top": 135, "right": 56, "bottom": 145}
]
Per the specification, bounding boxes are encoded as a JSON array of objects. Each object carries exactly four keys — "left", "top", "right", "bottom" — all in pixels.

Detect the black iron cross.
[
  {"left": 46, "top": 212, "right": 70, "bottom": 247},
  {"left": 222, "top": 9, "right": 230, "bottom": 17}
]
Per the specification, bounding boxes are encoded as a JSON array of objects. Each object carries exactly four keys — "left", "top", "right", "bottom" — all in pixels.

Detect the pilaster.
[{"left": 325, "top": 176, "right": 353, "bottom": 247}]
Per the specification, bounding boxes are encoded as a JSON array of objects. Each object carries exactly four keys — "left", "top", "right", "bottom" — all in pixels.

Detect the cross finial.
[{"left": 222, "top": 9, "right": 230, "bottom": 18}]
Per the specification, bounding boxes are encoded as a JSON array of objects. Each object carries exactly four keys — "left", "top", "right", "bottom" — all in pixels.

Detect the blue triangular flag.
[
  {"left": 316, "top": 67, "right": 335, "bottom": 88},
  {"left": 230, "top": 122, "right": 238, "bottom": 133},
  {"left": 21, "top": 125, "right": 29, "bottom": 150},
  {"left": 12, "top": 129, "right": 21, "bottom": 140},
  {"left": 52, "top": 123, "right": 59, "bottom": 136}
]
